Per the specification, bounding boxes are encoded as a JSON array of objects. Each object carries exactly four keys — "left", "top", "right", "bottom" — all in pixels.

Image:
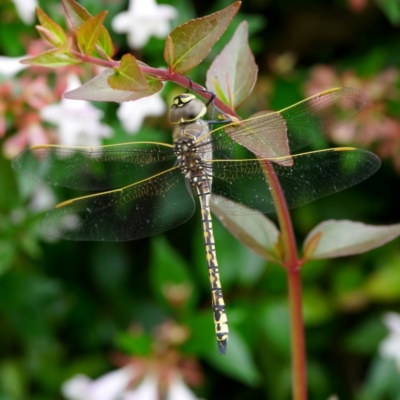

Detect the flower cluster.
[
  {"left": 1, "top": 0, "right": 180, "bottom": 157},
  {"left": 62, "top": 321, "right": 204, "bottom": 400},
  {"left": 0, "top": 62, "right": 112, "bottom": 157},
  {"left": 304, "top": 65, "right": 400, "bottom": 172},
  {"left": 63, "top": 369, "right": 203, "bottom": 400}
]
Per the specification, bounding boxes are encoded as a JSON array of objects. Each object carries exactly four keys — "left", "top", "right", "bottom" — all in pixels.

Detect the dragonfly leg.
[
  {"left": 186, "top": 77, "right": 216, "bottom": 107},
  {"left": 198, "top": 192, "right": 229, "bottom": 354},
  {"left": 184, "top": 77, "right": 231, "bottom": 127}
]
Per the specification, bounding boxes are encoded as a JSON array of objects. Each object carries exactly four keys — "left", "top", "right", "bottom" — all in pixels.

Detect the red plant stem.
[
  {"left": 262, "top": 162, "right": 307, "bottom": 400},
  {"left": 71, "top": 52, "right": 239, "bottom": 118},
  {"left": 287, "top": 266, "right": 307, "bottom": 400}
]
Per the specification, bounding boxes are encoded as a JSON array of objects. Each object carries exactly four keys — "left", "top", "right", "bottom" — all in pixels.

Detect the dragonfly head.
[{"left": 170, "top": 93, "right": 207, "bottom": 125}]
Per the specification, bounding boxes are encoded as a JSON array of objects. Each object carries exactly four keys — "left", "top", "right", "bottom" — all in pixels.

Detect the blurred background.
[{"left": 1, "top": 0, "right": 400, "bottom": 399}]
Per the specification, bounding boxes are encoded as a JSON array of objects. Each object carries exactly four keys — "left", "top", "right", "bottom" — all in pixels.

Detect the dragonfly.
[{"left": 12, "top": 87, "right": 381, "bottom": 354}]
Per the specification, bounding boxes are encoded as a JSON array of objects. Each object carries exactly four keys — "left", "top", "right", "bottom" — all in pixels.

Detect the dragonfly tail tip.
[{"left": 218, "top": 339, "right": 228, "bottom": 355}]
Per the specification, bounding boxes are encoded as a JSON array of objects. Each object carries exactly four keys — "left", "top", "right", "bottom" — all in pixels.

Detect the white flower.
[
  {"left": 122, "top": 374, "right": 158, "bottom": 400},
  {"left": 12, "top": 0, "right": 38, "bottom": 25},
  {"left": 0, "top": 56, "right": 28, "bottom": 77},
  {"left": 379, "top": 312, "right": 400, "bottom": 370},
  {"left": 117, "top": 93, "right": 166, "bottom": 134},
  {"left": 111, "top": 0, "right": 177, "bottom": 49},
  {"left": 166, "top": 375, "right": 204, "bottom": 400},
  {"left": 62, "top": 369, "right": 204, "bottom": 400},
  {"left": 29, "top": 183, "right": 56, "bottom": 212},
  {"left": 40, "top": 74, "right": 113, "bottom": 146},
  {"left": 62, "top": 367, "right": 136, "bottom": 400}
]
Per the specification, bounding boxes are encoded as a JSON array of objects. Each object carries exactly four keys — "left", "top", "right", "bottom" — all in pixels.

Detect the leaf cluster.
[{"left": 24, "top": 0, "right": 257, "bottom": 112}]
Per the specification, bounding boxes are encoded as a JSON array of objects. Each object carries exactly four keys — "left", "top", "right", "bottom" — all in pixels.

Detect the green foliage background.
[{"left": 1, "top": 0, "right": 400, "bottom": 399}]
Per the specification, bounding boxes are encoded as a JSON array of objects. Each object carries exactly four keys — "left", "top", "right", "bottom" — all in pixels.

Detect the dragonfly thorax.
[{"left": 173, "top": 137, "right": 206, "bottom": 176}]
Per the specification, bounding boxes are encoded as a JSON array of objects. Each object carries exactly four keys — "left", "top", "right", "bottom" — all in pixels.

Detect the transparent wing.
[
  {"left": 210, "top": 148, "right": 380, "bottom": 214},
  {"left": 12, "top": 142, "right": 175, "bottom": 190},
  {"left": 280, "top": 87, "right": 366, "bottom": 152},
  {"left": 41, "top": 167, "right": 195, "bottom": 241},
  {"left": 197, "top": 87, "right": 366, "bottom": 159}
]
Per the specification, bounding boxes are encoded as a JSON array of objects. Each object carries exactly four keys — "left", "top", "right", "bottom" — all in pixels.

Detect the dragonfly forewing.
[{"left": 12, "top": 142, "right": 176, "bottom": 191}]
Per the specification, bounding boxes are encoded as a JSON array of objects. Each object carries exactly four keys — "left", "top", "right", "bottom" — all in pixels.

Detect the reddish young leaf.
[
  {"left": 206, "top": 21, "right": 257, "bottom": 109},
  {"left": 224, "top": 110, "right": 292, "bottom": 160},
  {"left": 76, "top": 11, "right": 108, "bottom": 56},
  {"left": 108, "top": 54, "right": 149, "bottom": 91},
  {"left": 164, "top": 36, "right": 175, "bottom": 68},
  {"left": 63, "top": 68, "right": 162, "bottom": 102},
  {"left": 303, "top": 220, "right": 400, "bottom": 260},
  {"left": 21, "top": 48, "right": 81, "bottom": 68},
  {"left": 62, "top": 0, "right": 114, "bottom": 58},
  {"left": 164, "top": 2, "right": 241, "bottom": 74},
  {"left": 36, "top": 26, "right": 63, "bottom": 48},
  {"left": 62, "top": 0, "right": 91, "bottom": 29},
  {"left": 36, "top": 7, "right": 67, "bottom": 47}
]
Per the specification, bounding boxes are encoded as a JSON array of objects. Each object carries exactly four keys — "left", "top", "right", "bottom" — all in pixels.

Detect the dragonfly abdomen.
[{"left": 197, "top": 185, "right": 229, "bottom": 354}]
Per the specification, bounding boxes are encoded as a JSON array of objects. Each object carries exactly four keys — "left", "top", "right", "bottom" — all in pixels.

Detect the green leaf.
[
  {"left": 149, "top": 235, "right": 197, "bottom": 310},
  {"left": 302, "top": 288, "right": 333, "bottom": 325},
  {"left": 211, "top": 194, "right": 281, "bottom": 263},
  {"left": 90, "top": 242, "right": 129, "bottom": 293},
  {"left": 303, "top": 220, "right": 400, "bottom": 260},
  {"left": 374, "top": 0, "right": 400, "bottom": 25},
  {"left": 364, "top": 256, "right": 400, "bottom": 301},
  {"left": 205, "top": 217, "right": 266, "bottom": 287},
  {"left": 76, "top": 11, "right": 108, "bottom": 56},
  {"left": 20, "top": 48, "right": 81, "bottom": 68},
  {"left": 62, "top": 0, "right": 114, "bottom": 58},
  {"left": 192, "top": 213, "right": 265, "bottom": 291},
  {"left": 164, "top": 2, "right": 241, "bottom": 74},
  {"left": 0, "top": 150, "right": 19, "bottom": 210},
  {"left": 0, "top": 360, "right": 26, "bottom": 399},
  {"left": 183, "top": 311, "right": 216, "bottom": 355},
  {"left": 0, "top": 241, "right": 15, "bottom": 276},
  {"left": 332, "top": 264, "right": 364, "bottom": 294},
  {"left": 97, "top": 26, "right": 114, "bottom": 58},
  {"left": 209, "top": 78, "right": 229, "bottom": 105},
  {"left": 206, "top": 21, "right": 258, "bottom": 109},
  {"left": 115, "top": 331, "right": 152, "bottom": 356},
  {"left": 257, "top": 301, "right": 291, "bottom": 356},
  {"left": 343, "top": 317, "right": 387, "bottom": 355},
  {"left": 205, "top": 325, "right": 260, "bottom": 386},
  {"left": 36, "top": 7, "right": 67, "bottom": 47},
  {"left": 63, "top": 68, "right": 163, "bottom": 102},
  {"left": 108, "top": 54, "right": 149, "bottom": 91},
  {"left": 360, "top": 358, "right": 400, "bottom": 400}
]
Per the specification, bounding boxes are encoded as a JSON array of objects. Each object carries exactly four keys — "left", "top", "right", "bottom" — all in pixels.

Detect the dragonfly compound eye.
[{"left": 169, "top": 94, "right": 207, "bottom": 124}]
